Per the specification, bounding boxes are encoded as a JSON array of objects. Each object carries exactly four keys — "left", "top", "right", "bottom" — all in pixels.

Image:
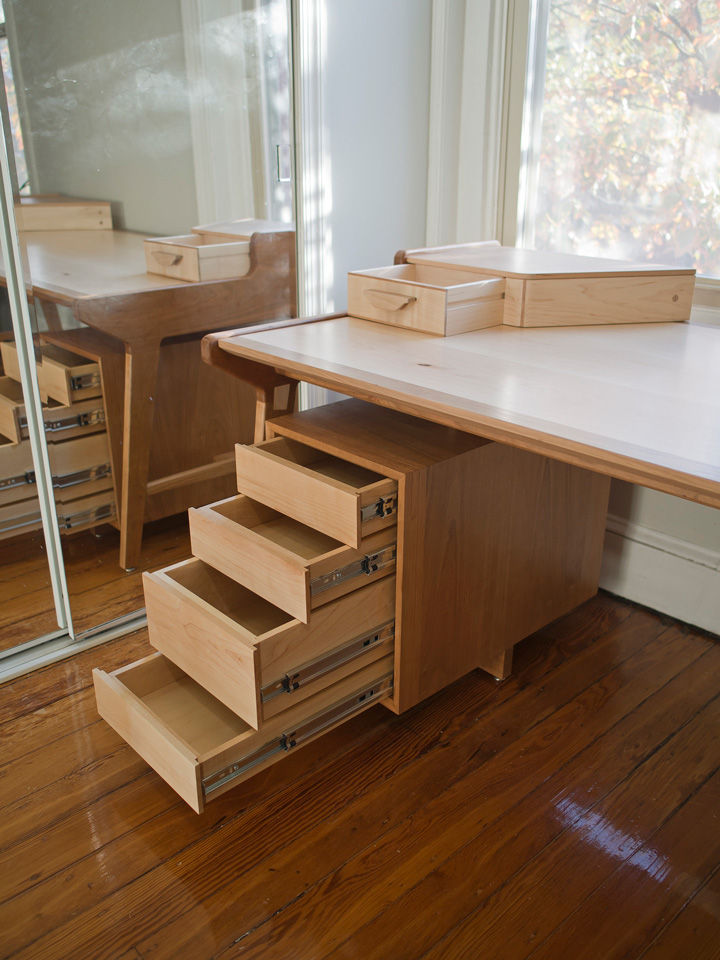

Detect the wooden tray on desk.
[{"left": 395, "top": 244, "right": 695, "bottom": 329}]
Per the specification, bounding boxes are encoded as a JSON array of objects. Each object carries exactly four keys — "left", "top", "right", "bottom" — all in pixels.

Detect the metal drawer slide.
[
  {"left": 202, "top": 673, "right": 393, "bottom": 799},
  {"left": 310, "top": 544, "right": 396, "bottom": 597},
  {"left": 261, "top": 621, "right": 395, "bottom": 703}
]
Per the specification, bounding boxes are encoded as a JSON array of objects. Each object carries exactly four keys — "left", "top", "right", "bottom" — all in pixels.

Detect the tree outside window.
[{"left": 521, "top": 0, "right": 720, "bottom": 278}]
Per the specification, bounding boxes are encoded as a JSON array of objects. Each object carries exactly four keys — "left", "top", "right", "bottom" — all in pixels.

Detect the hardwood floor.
[
  {"left": 0, "top": 515, "right": 191, "bottom": 651},
  {"left": 0, "top": 591, "right": 718, "bottom": 960}
]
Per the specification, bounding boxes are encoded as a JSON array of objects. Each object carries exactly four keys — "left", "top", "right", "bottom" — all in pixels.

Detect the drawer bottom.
[{"left": 94, "top": 652, "right": 393, "bottom": 813}]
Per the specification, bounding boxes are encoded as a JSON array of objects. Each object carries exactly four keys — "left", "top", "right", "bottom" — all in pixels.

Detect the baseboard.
[{"left": 600, "top": 515, "right": 720, "bottom": 636}]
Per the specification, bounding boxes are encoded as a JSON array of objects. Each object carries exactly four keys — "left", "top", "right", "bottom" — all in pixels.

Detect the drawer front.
[
  {"left": 348, "top": 265, "right": 505, "bottom": 336},
  {"left": 0, "top": 492, "right": 40, "bottom": 539},
  {"left": 38, "top": 345, "right": 102, "bottom": 404},
  {"left": 236, "top": 436, "right": 398, "bottom": 548},
  {"left": 189, "top": 494, "right": 397, "bottom": 622},
  {"left": 143, "top": 557, "right": 396, "bottom": 728},
  {"left": 144, "top": 235, "right": 251, "bottom": 282},
  {"left": 0, "top": 376, "right": 25, "bottom": 443},
  {"left": 0, "top": 487, "right": 115, "bottom": 539},
  {"left": 94, "top": 652, "right": 393, "bottom": 813},
  {"left": 0, "top": 379, "right": 106, "bottom": 445},
  {"left": 0, "top": 431, "right": 111, "bottom": 506},
  {"left": 0, "top": 340, "right": 27, "bottom": 383}
]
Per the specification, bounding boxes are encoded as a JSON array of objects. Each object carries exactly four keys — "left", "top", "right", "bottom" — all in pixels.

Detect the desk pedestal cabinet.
[{"left": 94, "top": 399, "right": 610, "bottom": 813}]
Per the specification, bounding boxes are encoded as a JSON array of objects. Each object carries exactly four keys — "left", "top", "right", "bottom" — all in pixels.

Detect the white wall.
[{"left": 321, "top": 0, "right": 432, "bottom": 311}]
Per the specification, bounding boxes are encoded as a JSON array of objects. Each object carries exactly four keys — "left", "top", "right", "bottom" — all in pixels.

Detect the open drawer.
[
  {"left": 143, "top": 558, "right": 396, "bottom": 728},
  {"left": 144, "top": 233, "right": 251, "bottom": 282},
  {"left": 94, "top": 652, "right": 394, "bottom": 813},
  {"left": 0, "top": 377, "right": 106, "bottom": 444},
  {"left": 347, "top": 262, "right": 506, "bottom": 336},
  {"left": 0, "top": 377, "right": 25, "bottom": 443},
  {"left": 189, "top": 494, "right": 396, "bottom": 622},
  {"left": 235, "top": 436, "right": 398, "bottom": 548},
  {"left": 0, "top": 429, "right": 111, "bottom": 507},
  {"left": 38, "top": 344, "right": 102, "bottom": 404}
]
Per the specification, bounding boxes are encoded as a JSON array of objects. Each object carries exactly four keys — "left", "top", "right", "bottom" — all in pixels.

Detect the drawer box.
[
  {"left": 144, "top": 234, "right": 251, "bottom": 282},
  {"left": 18, "top": 195, "right": 112, "bottom": 231},
  {"left": 93, "top": 651, "right": 394, "bottom": 812},
  {"left": 0, "top": 378, "right": 106, "bottom": 445},
  {"left": 0, "top": 340, "right": 28, "bottom": 384},
  {"left": 0, "top": 433, "right": 33, "bottom": 507},
  {"left": 0, "top": 487, "right": 115, "bottom": 540},
  {"left": 1, "top": 341, "right": 102, "bottom": 405},
  {"left": 0, "top": 490, "right": 40, "bottom": 540},
  {"left": 39, "top": 345, "right": 102, "bottom": 404},
  {"left": 189, "top": 494, "right": 396, "bottom": 622},
  {"left": 235, "top": 436, "right": 398, "bottom": 548},
  {"left": 403, "top": 245, "right": 696, "bottom": 327},
  {"left": 347, "top": 263, "right": 505, "bottom": 336},
  {"left": 0, "top": 430, "right": 112, "bottom": 506},
  {"left": 0, "top": 377, "right": 25, "bottom": 443},
  {"left": 144, "top": 557, "right": 395, "bottom": 728}
]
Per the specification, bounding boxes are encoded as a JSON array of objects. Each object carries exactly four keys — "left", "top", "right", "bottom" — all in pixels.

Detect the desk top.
[
  {"left": 220, "top": 316, "right": 720, "bottom": 509},
  {"left": 10, "top": 230, "right": 184, "bottom": 304}
]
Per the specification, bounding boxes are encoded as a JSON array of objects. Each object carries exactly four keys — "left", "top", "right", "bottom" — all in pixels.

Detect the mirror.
[{"left": 0, "top": 0, "right": 295, "bottom": 651}]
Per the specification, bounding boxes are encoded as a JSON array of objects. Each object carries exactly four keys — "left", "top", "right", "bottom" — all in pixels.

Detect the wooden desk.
[
  {"left": 212, "top": 315, "right": 720, "bottom": 509},
  {"left": 91, "top": 309, "right": 720, "bottom": 813},
  {"left": 1, "top": 227, "right": 296, "bottom": 568}
]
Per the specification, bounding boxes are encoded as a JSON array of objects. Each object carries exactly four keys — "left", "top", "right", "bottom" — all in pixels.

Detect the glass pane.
[
  {"left": 0, "top": 0, "right": 295, "bottom": 647},
  {"left": 522, "top": 0, "right": 720, "bottom": 278}
]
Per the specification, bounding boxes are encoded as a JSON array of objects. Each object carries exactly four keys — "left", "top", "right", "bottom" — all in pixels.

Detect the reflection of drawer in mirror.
[
  {"left": 236, "top": 436, "right": 398, "bottom": 548},
  {"left": 38, "top": 345, "right": 103, "bottom": 404},
  {"left": 143, "top": 557, "right": 396, "bottom": 728},
  {"left": 144, "top": 234, "right": 251, "bottom": 282},
  {"left": 94, "top": 651, "right": 394, "bottom": 813},
  {"left": 0, "top": 377, "right": 106, "bottom": 445},
  {"left": 189, "top": 494, "right": 397, "bottom": 623},
  {"left": 0, "top": 431, "right": 112, "bottom": 506},
  {"left": 0, "top": 487, "right": 115, "bottom": 540},
  {"left": 1, "top": 341, "right": 102, "bottom": 405}
]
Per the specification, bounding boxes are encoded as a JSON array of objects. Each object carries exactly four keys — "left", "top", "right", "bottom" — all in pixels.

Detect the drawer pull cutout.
[
  {"left": 261, "top": 621, "right": 395, "bottom": 703},
  {"left": 310, "top": 544, "right": 396, "bottom": 596},
  {"left": 202, "top": 673, "right": 393, "bottom": 798}
]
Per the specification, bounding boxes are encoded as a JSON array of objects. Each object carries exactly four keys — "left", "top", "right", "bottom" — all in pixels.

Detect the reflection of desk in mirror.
[{"left": 1, "top": 226, "right": 296, "bottom": 569}]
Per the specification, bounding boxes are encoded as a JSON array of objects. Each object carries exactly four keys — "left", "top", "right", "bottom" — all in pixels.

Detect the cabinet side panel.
[{"left": 394, "top": 443, "right": 610, "bottom": 712}]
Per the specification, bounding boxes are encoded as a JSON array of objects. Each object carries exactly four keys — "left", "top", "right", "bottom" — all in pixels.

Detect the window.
[{"left": 517, "top": 0, "right": 720, "bottom": 279}]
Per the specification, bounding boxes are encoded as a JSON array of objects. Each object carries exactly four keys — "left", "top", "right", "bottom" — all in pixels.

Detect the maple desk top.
[
  {"left": 0, "top": 230, "right": 186, "bottom": 305},
  {"left": 218, "top": 316, "right": 720, "bottom": 510}
]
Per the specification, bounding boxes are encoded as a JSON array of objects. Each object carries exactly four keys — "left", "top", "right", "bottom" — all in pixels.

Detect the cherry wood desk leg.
[{"left": 119, "top": 342, "right": 161, "bottom": 570}]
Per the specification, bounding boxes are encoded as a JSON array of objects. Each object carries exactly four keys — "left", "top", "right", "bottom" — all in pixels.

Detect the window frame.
[{"left": 426, "top": 0, "right": 720, "bottom": 322}]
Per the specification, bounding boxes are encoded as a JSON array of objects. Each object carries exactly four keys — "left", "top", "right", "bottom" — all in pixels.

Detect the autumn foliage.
[{"left": 531, "top": 0, "right": 720, "bottom": 277}]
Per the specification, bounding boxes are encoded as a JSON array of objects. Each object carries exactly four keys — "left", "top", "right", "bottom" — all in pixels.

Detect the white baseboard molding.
[{"left": 600, "top": 515, "right": 720, "bottom": 637}]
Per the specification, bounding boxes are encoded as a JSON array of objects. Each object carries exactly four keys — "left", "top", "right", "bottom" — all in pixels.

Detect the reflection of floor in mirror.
[
  {"left": 0, "top": 514, "right": 191, "bottom": 652},
  {"left": 1, "top": 591, "right": 718, "bottom": 959}
]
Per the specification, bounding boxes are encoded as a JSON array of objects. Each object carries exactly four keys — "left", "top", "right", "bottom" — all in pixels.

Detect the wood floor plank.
[
  {"left": 0, "top": 687, "right": 99, "bottom": 767},
  {"left": 416, "top": 681, "right": 720, "bottom": 960},
  {"left": 0, "top": 597, "right": 617, "bottom": 924},
  {"left": 524, "top": 768, "right": 720, "bottom": 960},
  {"left": 1, "top": 593, "right": 717, "bottom": 960},
  {"left": 321, "top": 642, "right": 720, "bottom": 960},
  {"left": 203, "top": 623, "right": 708, "bottom": 960},
  {"left": 0, "top": 629, "right": 152, "bottom": 724},
  {"left": 133, "top": 613, "right": 688, "bottom": 960},
  {"left": 1, "top": 599, "right": 658, "bottom": 960},
  {"left": 637, "top": 864, "right": 720, "bottom": 960}
]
